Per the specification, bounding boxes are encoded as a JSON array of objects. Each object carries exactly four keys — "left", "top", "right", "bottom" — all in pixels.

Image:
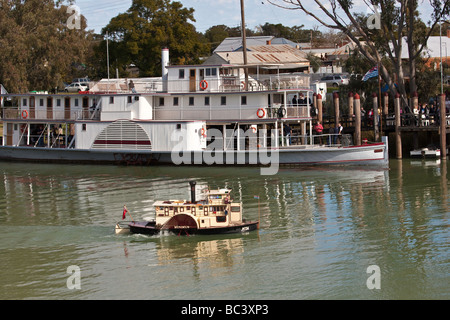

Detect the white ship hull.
[{"left": 0, "top": 140, "right": 388, "bottom": 167}]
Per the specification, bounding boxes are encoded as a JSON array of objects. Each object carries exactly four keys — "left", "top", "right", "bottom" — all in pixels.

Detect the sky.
[{"left": 73, "top": 0, "right": 435, "bottom": 35}]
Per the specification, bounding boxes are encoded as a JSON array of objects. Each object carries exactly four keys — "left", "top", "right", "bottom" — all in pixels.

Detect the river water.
[{"left": 0, "top": 160, "right": 448, "bottom": 300}]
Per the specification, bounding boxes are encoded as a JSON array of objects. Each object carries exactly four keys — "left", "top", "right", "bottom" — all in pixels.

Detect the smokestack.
[
  {"left": 189, "top": 181, "right": 196, "bottom": 203},
  {"left": 162, "top": 48, "right": 169, "bottom": 92},
  {"left": 162, "top": 48, "right": 169, "bottom": 78}
]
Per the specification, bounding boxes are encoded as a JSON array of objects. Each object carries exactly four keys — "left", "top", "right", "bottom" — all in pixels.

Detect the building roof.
[
  {"left": 214, "top": 36, "right": 275, "bottom": 52},
  {"left": 392, "top": 36, "right": 450, "bottom": 59},
  {"left": 204, "top": 44, "right": 309, "bottom": 67}
]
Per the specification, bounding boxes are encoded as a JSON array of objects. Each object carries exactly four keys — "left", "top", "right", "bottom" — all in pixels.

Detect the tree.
[
  {"left": 267, "top": 0, "right": 450, "bottom": 107},
  {"left": 101, "top": 0, "right": 209, "bottom": 77},
  {"left": 0, "top": 0, "right": 93, "bottom": 92}
]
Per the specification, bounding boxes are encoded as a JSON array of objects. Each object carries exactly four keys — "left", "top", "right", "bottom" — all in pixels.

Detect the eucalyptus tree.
[{"left": 267, "top": 0, "right": 450, "bottom": 105}]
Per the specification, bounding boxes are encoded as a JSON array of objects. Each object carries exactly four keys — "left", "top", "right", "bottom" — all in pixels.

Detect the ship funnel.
[
  {"left": 162, "top": 47, "right": 169, "bottom": 92},
  {"left": 162, "top": 48, "right": 169, "bottom": 78},
  {"left": 189, "top": 181, "right": 197, "bottom": 203}
]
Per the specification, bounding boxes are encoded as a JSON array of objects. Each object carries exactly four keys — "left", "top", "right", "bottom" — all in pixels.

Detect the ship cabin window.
[
  {"left": 109, "top": 97, "right": 114, "bottom": 104},
  {"left": 205, "top": 68, "right": 217, "bottom": 77},
  {"left": 189, "top": 97, "right": 194, "bottom": 106},
  {"left": 176, "top": 124, "right": 182, "bottom": 130},
  {"left": 39, "top": 99, "right": 44, "bottom": 107},
  {"left": 221, "top": 96, "right": 226, "bottom": 106},
  {"left": 74, "top": 98, "right": 79, "bottom": 107},
  {"left": 216, "top": 216, "right": 227, "bottom": 223},
  {"left": 179, "top": 207, "right": 184, "bottom": 212},
  {"left": 204, "top": 96, "right": 210, "bottom": 106},
  {"left": 56, "top": 99, "right": 61, "bottom": 107},
  {"left": 173, "top": 97, "right": 179, "bottom": 106},
  {"left": 179, "top": 69, "right": 185, "bottom": 79},
  {"left": 159, "top": 97, "right": 164, "bottom": 106},
  {"left": 22, "top": 99, "right": 27, "bottom": 107},
  {"left": 82, "top": 124, "right": 87, "bottom": 131},
  {"left": 128, "top": 96, "right": 133, "bottom": 104},
  {"left": 241, "top": 96, "right": 247, "bottom": 105},
  {"left": 191, "top": 207, "right": 196, "bottom": 216}
]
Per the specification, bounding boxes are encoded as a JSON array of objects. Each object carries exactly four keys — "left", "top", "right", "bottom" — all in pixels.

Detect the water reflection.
[{"left": 0, "top": 161, "right": 448, "bottom": 299}]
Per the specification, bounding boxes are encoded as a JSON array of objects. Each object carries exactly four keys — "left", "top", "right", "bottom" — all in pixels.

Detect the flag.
[
  {"left": 254, "top": 195, "right": 260, "bottom": 200},
  {"left": 122, "top": 206, "right": 128, "bottom": 220},
  {"left": 362, "top": 66, "right": 378, "bottom": 81}
]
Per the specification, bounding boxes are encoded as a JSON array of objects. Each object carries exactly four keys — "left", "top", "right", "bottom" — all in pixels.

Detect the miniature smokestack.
[{"left": 189, "top": 181, "right": 196, "bottom": 203}]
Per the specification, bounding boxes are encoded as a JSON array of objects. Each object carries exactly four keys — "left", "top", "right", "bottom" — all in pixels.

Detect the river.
[{"left": 0, "top": 160, "right": 448, "bottom": 300}]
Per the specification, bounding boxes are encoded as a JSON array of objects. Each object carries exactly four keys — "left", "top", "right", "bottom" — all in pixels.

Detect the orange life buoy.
[
  {"left": 201, "top": 128, "right": 207, "bottom": 138},
  {"left": 200, "top": 80, "right": 208, "bottom": 90},
  {"left": 257, "top": 108, "right": 265, "bottom": 119},
  {"left": 21, "top": 110, "right": 28, "bottom": 119}
]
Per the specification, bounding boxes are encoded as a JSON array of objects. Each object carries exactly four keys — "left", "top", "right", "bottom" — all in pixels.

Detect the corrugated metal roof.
[
  {"left": 212, "top": 44, "right": 308, "bottom": 66},
  {"left": 214, "top": 36, "right": 274, "bottom": 52}
]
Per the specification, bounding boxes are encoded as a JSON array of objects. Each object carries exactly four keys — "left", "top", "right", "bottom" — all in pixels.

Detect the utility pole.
[{"left": 240, "top": 0, "right": 248, "bottom": 91}]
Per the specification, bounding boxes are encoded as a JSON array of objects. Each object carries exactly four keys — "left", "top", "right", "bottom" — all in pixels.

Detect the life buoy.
[
  {"left": 277, "top": 107, "right": 286, "bottom": 118},
  {"left": 201, "top": 128, "right": 207, "bottom": 138},
  {"left": 257, "top": 108, "right": 265, "bottom": 118},
  {"left": 200, "top": 80, "right": 208, "bottom": 90},
  {"left": 21, "top": 110, "right": 28, "bottom": 119}
]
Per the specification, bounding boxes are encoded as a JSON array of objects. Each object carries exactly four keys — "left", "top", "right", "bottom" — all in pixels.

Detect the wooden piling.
[
  {"left": 317, "top": 94, "right": 323, "bottom": 124},
  {"left": 348, "top": 92, "right": 354, "bottom": 117},
  {"left": 354, "top": 93, "right": 361, "bottom": 146},
  {"left": 383, "top": 92, "right": 389, "bottom": 116},
  {"left": 333, "top": 92, "right": 339, "bottom": 128},
  {"left": 313, "top": 93, "right": 317, "bottom": 119},
  {"left": 440, "top": 93, "right": 447, "bottom": 158},
  {"left": 394, "top": 93, "right": 402, "bottom": 159},
  {"left": 372, "top": 93, "right": 379, "bottom": 142}
]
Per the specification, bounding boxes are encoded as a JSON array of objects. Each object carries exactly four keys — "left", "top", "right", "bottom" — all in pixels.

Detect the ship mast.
[{"left": 240, "top": 0, "right": 249, "bottom": 91}]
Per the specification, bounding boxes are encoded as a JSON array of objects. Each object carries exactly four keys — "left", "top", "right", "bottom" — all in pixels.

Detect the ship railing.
[
  {"left": 283, "top": 133, "right": 353, "bottom": 147},
  {"left": 14, "top": 124, "right": 75, "bottom": 149},
  {"left": 154, "top": 104, "right": 311, "bottom": 121},
  {"left": 105, "top": 76, "right": 311, "bottom": 94}
]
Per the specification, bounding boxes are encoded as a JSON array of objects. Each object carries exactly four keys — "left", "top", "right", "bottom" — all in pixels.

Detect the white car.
[
  {"left": 320, "top": 75, "right": 349, "bottom": 87},
  {"left": 64, "top": 83, "right": 89, "bottom": 93}
]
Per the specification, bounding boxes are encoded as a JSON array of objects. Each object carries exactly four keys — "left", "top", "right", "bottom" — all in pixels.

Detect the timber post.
[
  {"left": 333, "top": 92, "right": 339, "bottom": 128},
  {"left": 373, "top": 93, "right": 379, "bottom": 142},
  {"left": 354, "top": 93, "right": 361, "bottom": 146},
  {"left": 394, "top": 93, "right": 402, "bottom": 159},
  {"left": 440, "top": 93, "right": 447, "bottom": 158},
  {"left": 317, "top": 94, "right": 323, "bottom": 124}
]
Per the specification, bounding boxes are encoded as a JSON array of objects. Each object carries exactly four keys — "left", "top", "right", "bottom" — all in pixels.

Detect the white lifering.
[{"left": 257, "top": 108, "right": 265, "bottom": 118}]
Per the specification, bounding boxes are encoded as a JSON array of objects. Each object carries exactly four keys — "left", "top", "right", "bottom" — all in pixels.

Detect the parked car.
[
  {"left": 320, "top": 74, "right": 349, "bottom": 87},
  {"left": 64, "top": 83, "right": 88, "bottom": 93},
  {"left": 72, "top": 78, "right": 90, "bottom": 84}
]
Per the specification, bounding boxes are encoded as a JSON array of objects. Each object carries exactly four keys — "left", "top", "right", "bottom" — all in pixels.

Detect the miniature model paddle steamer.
[{"left": 116, "top": 182, "right": 259, "bottom": 236}]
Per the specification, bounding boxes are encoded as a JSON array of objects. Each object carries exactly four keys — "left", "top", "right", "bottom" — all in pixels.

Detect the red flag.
[{"left": 122, "top": 208, "right": 127, "bottom": 220}]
